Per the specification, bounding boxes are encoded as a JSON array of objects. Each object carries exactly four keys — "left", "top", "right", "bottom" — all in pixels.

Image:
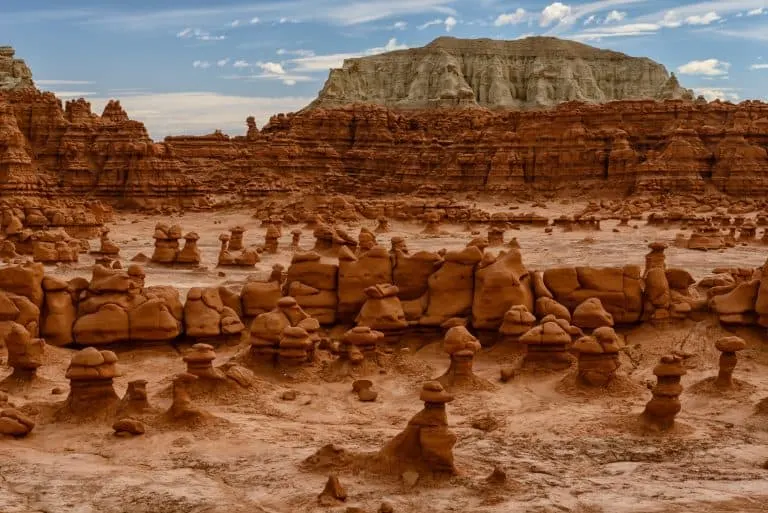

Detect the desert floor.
[{"left": 1, "top": 202, "right": 767, "bottom": 513}]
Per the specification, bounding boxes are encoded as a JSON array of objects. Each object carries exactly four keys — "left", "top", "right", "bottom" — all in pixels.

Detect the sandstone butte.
[{"left": 1, "top": 39, "right": 768, "bottom": 206}]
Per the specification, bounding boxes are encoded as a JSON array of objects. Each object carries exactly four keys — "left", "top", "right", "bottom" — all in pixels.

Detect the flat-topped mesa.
[
  {"left": 308, "top": 36, "right": 693, "bottom": 111},
  {"left": 0, "top": 46, "right": 34, "bottom": 91}
]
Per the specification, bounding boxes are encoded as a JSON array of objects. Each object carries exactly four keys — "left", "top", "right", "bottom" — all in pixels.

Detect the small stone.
[
  {"left": 352, "top": 379, "right": 373, "bottom": 393},
  {"left": 378, "top": 502, "right": 395, "bottom": 513},
  {"left": 112, "top": 418, "right": 146, "bottom": 435},
  {"left": 358, "top": 389, "right": 378, "bottom": 402},
  {"left": 345, "top": 508, "right": 366, "bottom": 513},
  {"left": 281, "top": 390, "right": 297, "bottom": 401},
  {"left": 402, "top": 471, "right": 419, "bottom": 488},
  {"left": 485, "top": 466, "right": 507, "bottom": 484},
  {"left": 500, "top": 367, "right": 516, "bottom": 382},
  {"left": 318, "top": 474, "right": 347, "bottom": 503}
]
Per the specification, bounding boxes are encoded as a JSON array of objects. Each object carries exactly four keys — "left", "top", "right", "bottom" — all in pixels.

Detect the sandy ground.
[{"left": 1, "top": 202, "right": 768, "bottom": 513}]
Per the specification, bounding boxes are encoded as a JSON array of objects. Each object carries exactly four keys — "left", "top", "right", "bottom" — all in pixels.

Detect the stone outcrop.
[
  {"left": 0, "top": 47, "right": 33, "bottom": 91},
  {"left": 714, "top": 336, "right": 747, "bottom": 389},
  {"left": 70, "top": 265, "right": 183, "bottom": 345},
  {"left": 64, "top": 347, "right": 120, "bottom": 415},
  {"left": 1, "top": 85, "right": 203, "bottom": 205},
  {"left": 641, "top": 355, "right": 685, "bottom": 431},
  {"left": 572, "top": 327, "right": 621, "bottom": 386},
  {"left": 309, "top": 37, "right": 692, "bottom": 110},
  {"left": 543, "top": 266, "right": 642, "bottom": 324},
  {"left": 377, "top": 381, "right": 457, "bottom": 475}
]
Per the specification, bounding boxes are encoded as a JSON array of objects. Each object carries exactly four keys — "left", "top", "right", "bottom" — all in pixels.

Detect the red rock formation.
[
  {"left": 0, "top": 90, "right": 204, "bottom": 206},
  {"left": 4, "top": 70, "right": 768, "bottom": 201}
]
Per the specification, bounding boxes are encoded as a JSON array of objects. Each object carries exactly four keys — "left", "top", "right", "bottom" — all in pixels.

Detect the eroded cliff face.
[
  {"left": 159, "top": 100, "right": 768, "bottom": 198},
  {"left": 0, "top": 90, "right": 204, "bottom": 206},
  {"left": 309, "top": 37, "right": 693, "bottom": 110},
  {"left": 0, "top": 46, "right": 34, "bottom": 91}
]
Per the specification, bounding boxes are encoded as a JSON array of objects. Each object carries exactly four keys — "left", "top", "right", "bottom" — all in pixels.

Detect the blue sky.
[{"left": 2, "top": 0, "right": 767, "bottom": 138}]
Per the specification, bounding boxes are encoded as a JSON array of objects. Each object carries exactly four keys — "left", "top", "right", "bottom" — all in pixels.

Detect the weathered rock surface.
[
  {"left": 0, "top": 46, "right": 34, "bottom": 91},
  {"left": 309, "top": 37, "right": 692, "bottom": 110}
]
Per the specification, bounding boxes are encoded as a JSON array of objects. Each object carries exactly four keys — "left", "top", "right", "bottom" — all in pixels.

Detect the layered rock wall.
[{"left": 309, "top": 37, "right": 693, "bottom": 110}]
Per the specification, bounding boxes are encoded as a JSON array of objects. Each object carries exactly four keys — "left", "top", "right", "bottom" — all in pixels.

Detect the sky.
[{"left": 2, "top": 0, "right": 767, "bottom": 139}]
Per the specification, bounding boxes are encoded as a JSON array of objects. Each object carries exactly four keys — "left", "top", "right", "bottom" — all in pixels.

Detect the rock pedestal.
[
  {"left": 375, "top": 217, "right": 390, "bottom": 234},
  {"left": 377, "top": 381, "right": 457, "bottom": 475},
  {"left": 183, "top": 343, "right": 225, "bottom": 379},
  {"left": 264, "top": 225, "right": 280, "bottom": 254},
  {"left": 643, "top": 242, "right": 671, "bottom": 319},
  {"left": 119, "top": 379, "right": 150, "bottom": 413},
  {"left": 438, "top": 326, "right": 482, "bottom": 388},
  {"left": 358, "top": 227, "right": 377, "bottom": 252},
  {"left": 64, "top": 347, "right": 120, "bottom": 414},
  {"left": 249, "top": 296, "right": 311, "bottom": 364},
  {"left": 499, "top": 305, "right": 536, "bottom": 342},
  {"left": 0, "top": 408, "right": 35, "bottom": 437},
  {"left": 177, "top": 232, "right": 201, "bottom": 265},
  {"left": 572, "top": 327, "right": 621, "bottom": 386},
  {"left": 341, "top": 326, "right": 384, "bottom": 364},
  {"left": 572, "top": 298, "right": 614, "bottom": 329},
  {"left": 641, "top": 355, "right": 686, "bottom": 431},
  {"left": 355, "top": 284, "right": 408, "bottom": 344},
  {"left": 290, "top": 229, "right": 301, "bottom": 250},
  {"left": 714, "top": 336, "right": 747, "bottom": 389},
  {"left": 96, "top": 227, "right": 120, "bottom": 256},
  {"left": 278, "top": 326, "right": 314, "bottom": 366},
  {"left": 488, "top": 227, "right": 505, "bottom": 246},
  {"left": 390, "top": 236, "right": 408, "bottom": 254},
  {"left": 167, "top": 372, "right": 206, "bottom": 420},
  {"left": 4, "top": 323, "right": 44, "bottom": 380},
  {"left": 518, "top": 320, "right": 573, "bottom": 370},
  {"left": 151, "top": 223, "right": 182, "bottom": 264},
  {"left": 229, "top": 226, "right": 245, "bottom": 251},
  {"left": 422, "top": 212, "right": 441, "bottom": 234}
]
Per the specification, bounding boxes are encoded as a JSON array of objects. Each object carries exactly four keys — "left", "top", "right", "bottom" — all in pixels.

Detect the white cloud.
[
  {"left": 216, "top": 58, "right": 230, "bottom": 67},
  {"left": 573, "top": 22, "right": 660, "bottom": 40},
  {"left": 604, "top": 10, "right": 626, "bottom": 23},
  {"left": 250, "top": 16, "right": 261, "bottom": 24},
  {"left": 230, "top": 19, "right": 240, "bottom": 27},
  {"left": 277, "top": 48, "right": 316, "bottom": 57},
  {"left": 258, "top": 62, "right": 286, "bottom": 75},
  {"left": 366, "top": 37, "right": 409, "bottom": 54},
  {"left": 540, "top": 2, "right": 572, "bottom": 26},
  {"left": 176, "top": 27, "right": 226, "bottom": 41},
  {"left": 36, "top": 79, "right": 95, "bottom": 85},
  {"left": 290, "top": 38, "right": 408, "bottom": 72},
  {"left": 89, "top": 92, "right": 314, "bottom": 138},
  {"left": 51, "top": 91, "right": 97, "bottom": 98},
  {"left": 678, "top": 59, "right": 731, "bottom": 76},
  {"left": 24, "top": 1, "right": 456, "bottom": 30},
  {"left": 750, "top": 63, "right": 768, "bottom": 70},
  {"left": 233, "top": 60, "right": 250, "bottom": 68},
  {"left": 694, "top": 87, "right": 740, "bottom": 101},
  {"left": 220, "top": 73, "right": 314, "bottom": 84},
  {"left": 659, "top": 10, "right": 682, "bottom": 27},
  {"left": 392, "top": 21, "right": 408, "bottom": 30},
  {"left": 418, "top": 18, "right": 443, "bottom": 29},
  {"left": 418, "top": 16, "right": 458, "bottom": 31},
  {"left": 748, "top": 7, "right": 765, "bottom": 16},
  {"left": 685, "top": 11, "right": 721, "bottom": 25},
  {"left": 494, "top": 9, "right": 527, "bottom": 26},
  {"left": 192, "top": 60, "right": 211, "bottom": 69},
  {"left": 584, "top": 14, "right": 597, "bottom": 25}
]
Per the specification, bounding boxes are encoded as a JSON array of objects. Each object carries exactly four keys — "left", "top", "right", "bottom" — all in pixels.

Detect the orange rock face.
[
  {"left": 0, "top": 91, "right": 204, "bottom": 206},
  {"left": 4, "top": 87, "right": 768, "bottom": 202}
]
